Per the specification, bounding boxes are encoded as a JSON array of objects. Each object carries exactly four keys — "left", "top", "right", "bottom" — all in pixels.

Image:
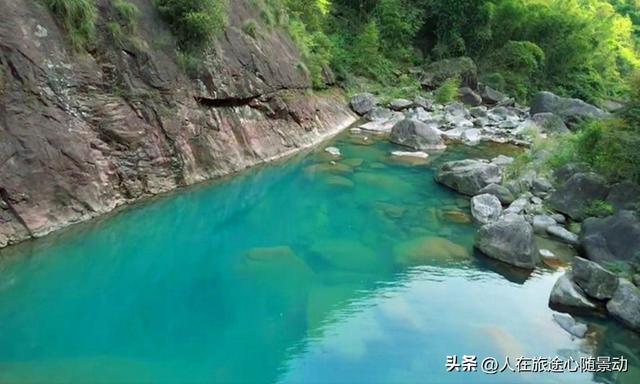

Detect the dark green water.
[{"left": 0, "top": 131, "right": 638, "bottom": 383}]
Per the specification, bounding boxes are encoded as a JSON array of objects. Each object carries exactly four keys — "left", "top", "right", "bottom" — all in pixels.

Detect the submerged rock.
[
  {"left": 435, "top": 159, "right": 502, "bottom": 196},
  {"left": 311, "top": 239, "right": 384, "bottom": 273},
  {"left": 390, "top": 119, "right": 446, "bottom": 151},
  {"left": 572, "top": 257, "right": 619, "bottom": 300},
  {"left": 475, "top": 216, "right": 538, "bottom": 269},
  {"left": 553, "top": 313, "right": 588, "bottom": 338},
  {"left": 350, "top": 93, "right": 378, "bottom": 115},
  {"left": 324, "top": 175, "right": 355, "bottom": 189},
  {"left": 471, "top": 194, "right": 502, "bottom": 224},
  {"left": 324, "top": 146, "right": 341, "bottom": 157},
  {"left": 389, "top": 151, "right": 430, "bottom": 166},
  {"left": 394, "top": 236, "right": 470, "bottom": 266},
  {"left": 581, "top": 210, "right": 640, "bottom": 264},
  {"left": 607, "top": 279, "right": 640, "bottom": 332},
  {"left": 549, "top": 272, "right": 599, "bottom": 313}
]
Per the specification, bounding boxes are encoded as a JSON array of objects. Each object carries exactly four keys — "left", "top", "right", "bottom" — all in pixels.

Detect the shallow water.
[{"left": 0, "top": 131, "right": 638, "bottom": 384}]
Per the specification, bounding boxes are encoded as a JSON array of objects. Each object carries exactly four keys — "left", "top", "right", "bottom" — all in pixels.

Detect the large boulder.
[
  {"left": 435, "top": 160, "right": 502, "bottom": 196},
  {"left": 533, "top": 215, "right": 557, "bottom": 235},
  {"left": 475, "top": 216, "right": 539, "bottom": 269},
  {"left": 530, "top": 91, "right": 608, "bottom": 126},
  {"left": 471, "top": 194, "right": 503, "bottom": 224},
  {"left": 572, "top": 257, "right": 619, "bottom": 300},
  {"left": 350, "top": 93, "right": 378, "bottom": 115},
  {"left": 517, "top": 113, "right": 569, "bottom": 135},
  {"left": 552, "top": 314, "right": 588, "bottom": 338},
  {"left": 389, "top": 98, "right": 414, "bottom": 111},
  {"left": 480, "top": 86, "right": 508, "bottom": 105},
  {"left": 547, "top": 225, "right": 579, "bottom": 246},
  {"left": 581, "top": 210, "right": 640, "bottom": 264},
  {"left": 421, "top": 57, "right": 478, "bottom": 90},
  {"left": 607, "top": 279, "right": 640, "bottom": 332},
  {"left": 460, "top": 87, "right": 482, "bottom": 106},
  {"left": 390, "top": 119, "right": 446, "bottom": 150},
  {"left": 549, "top": 272, "right": 599, "bottom": 312},
  {"left": 606, "top": 181, "right": 640, "bottom": 211},
  {"left": 478, "top": 183, "right": 515, "bottom": 205},
  {"left": 548, "top": 172, "right": 609, "bottom": 220}
]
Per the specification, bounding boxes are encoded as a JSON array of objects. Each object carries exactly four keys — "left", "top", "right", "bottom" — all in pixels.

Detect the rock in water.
[
  {"left": 471, "top": 194, "right": 502, "bottom": 224},
  {"left": 607, "top": 279, "right": 640, "bottom": 332},
  {"left": 552, "top": 314, "right": 588, "bottom": 338},
  {"left": 478, "top": 183, "right": 515, "bottom": 205},
  {"left": 548, "top": 172, "right": 609, "bottom": 220},
  {"left": 324, "top": 147, "right": 341, "bottom": 157},
  {"left": 571, "top": 257, "right": 619, "bottom": 300},
  {"left": 533, "top": 215, "right": 557, "bottom": 235},
  {"left": 435, "top": 159, "right": 502, "bottom": 196},
  {"left": 549, "top": 272, "right": 599, "bottom": 312},
  {"left": 394, "top": 236, "right": 469, "bottom": 266},
  {"left": 475, "top": 216, "right": 539, "bottom": 269},
  {"left": 390, "top": 119, "right": 446, "bottom": 151},
  {"left": 350, "top": 93, "right": 378, "bottom": 115},
  {"left": 530, "top": 91, "right": 609, "bottom": 126},
  {"left": 581, "top": 210, "right": 640, "bottom": 264}
]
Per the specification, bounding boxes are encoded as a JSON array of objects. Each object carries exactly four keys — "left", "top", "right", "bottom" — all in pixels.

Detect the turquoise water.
[{"left": 0, "top": 131, "right": 638, "bottom": 384}]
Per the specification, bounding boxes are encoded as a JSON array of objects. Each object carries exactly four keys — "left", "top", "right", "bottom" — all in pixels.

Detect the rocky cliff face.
[{"left": 0, "top": 0, "right": 356, "bottom": 248}]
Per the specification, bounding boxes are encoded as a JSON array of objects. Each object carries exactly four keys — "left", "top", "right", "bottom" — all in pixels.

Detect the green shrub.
[
  {"left": 154, "top": 0, "right": 228, "bottom": 52},
  {"left": 113, "top": 0, "right": 140, "bottom": 31},
  {"left": 584, "top": 200, "right": 615, "bottom": 218},
  {"left": 45, "top": 0, "right": 97, "bottom": 51},
  {"left": 435, "top": 77, "right": 460, "bottom": 103},
  {"left": 243, "top": 19, "right": 258, "bottom": 38}
]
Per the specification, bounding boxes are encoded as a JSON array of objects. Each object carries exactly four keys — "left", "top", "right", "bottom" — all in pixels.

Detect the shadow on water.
[{"left": 0, "top": 130, "right": 638, "bottom": 383}]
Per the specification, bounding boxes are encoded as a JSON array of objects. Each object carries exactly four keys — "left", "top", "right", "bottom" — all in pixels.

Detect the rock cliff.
[{"left": 0, "top": 0, "right": 356, "bottom": 248}]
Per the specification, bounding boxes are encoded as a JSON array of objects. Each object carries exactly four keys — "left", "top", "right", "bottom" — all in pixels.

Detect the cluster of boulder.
[
  {"left": 550, "top": 257, "right": 640, "bottom": 333},
  {"left": 348, "top": 67, "right": 640, "bottom": 334}
]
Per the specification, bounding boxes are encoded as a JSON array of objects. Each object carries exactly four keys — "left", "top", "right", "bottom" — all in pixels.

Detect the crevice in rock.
[
  {"left": 194, "top": 95, "right": 257, "bottom": 108},
  {"left": 0, "top": 187, "right": 33, "bottom": 237}
]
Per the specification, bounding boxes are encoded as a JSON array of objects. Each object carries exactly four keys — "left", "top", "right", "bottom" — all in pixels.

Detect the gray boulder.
[
  {"left": 553, "top": 163, "right": 591, "bottom": 183},
  {"left": 471, "top": 194, "right": 503, "bottom": 224},
  {"left": 470, "top": 106, "right": 488, "bottom": 118},
  {"left": 581, "top": 210, "right": 640, "bottom": 264},
  {"left": 606, "top": 181, "right": 640, "bottom": 211},
  {"left": 530, "top": 91, "right": 608, "bottom": 127},
  {"left": 504, "top": 197, "right": 529, "bottom": 216},
  {"left": 518, "top": 113, "right": 569, "bottom": 135},
  {"left": 481, "top": 86, "right": 508, "bottom": 105},
  {"left": 533, "top": 215, "right": 556, "bottom": 235},
  {"left": 548, "top": 172, "right": 609, "bottom": 220},
  {"left": 389, "top": 98, "right": 413, "bottom": 111},
  {"left": 413, "top": 96, "right": 434, "bottom": 111},
  {"left": 607, "top": 279, "right": 640, "bottom": 332},
  {"left": 365, "top": 107, "right": 394, "bottom": 122},
  {"left": 552, "top": 314, "right": 588, "bottom": 338},
  {"left": 390, "top": 119, "right": 446, "bottom": 151},
  {"left": 549, "top": 272, "right": 599, "bottom": 312},
  {"left": 460, "top": 87, "right": 482, "bottom": 106},
  {"left": 435, "top": 159, "right": 502, "bottom": 196},
  {"left": 478, "top": 183, "right": 515, "bottom": 205},
  {"left": 350, "top": 93, "right": 378, "bottom": 115},
  {"left": 547, "top": 225, "right": 580, "bottom": 246},
  {"left": 475, "top": 216, "right": 539, "bottom": 269},
  {"left": 572, "top": 257, "right": 619, "bottom": 300}
]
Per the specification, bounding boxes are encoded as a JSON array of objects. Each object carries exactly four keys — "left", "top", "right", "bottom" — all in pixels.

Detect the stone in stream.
[
  {"left": 547, "top": 225, "right": 579, "bottom": 246},
  {"left": 324, "top": 175, "right": 355, "bottom": 189},
  {"left": 478, "top": 183, "right": 515, "bottom": 205},
  {"left": 552, "top": 314, "right": 588, "bottom": 338},
  {"left": 580, "top": 210, "right": 640, "bottom": 264},
  {"left": 311, "top": 239, "right": 384, "bottom": 273},
  {"left": 350, "top": 93, "right": 378, "bottom": 115},
  {"left": 475, "top": 215, "right": 539, "bottom": 269},
  {"left": 548, "top": 172, "right": 610, "bottom": 221},
  {"left": 539, "top": 249, "right": 562, "bottom": 269},
  {"left": 324, "top": 147, "right": 341, "bottom": 157},
  {"left": 394, "top": 236, "right": 470, "bottom": 266},
  {"left": 440, "top": 208, "right": 473, "bottom": 224},
  {"left": 470, "top": 194, "right": 502, "bottom": 224},
  {"left": 304, "top": 162, "right": 352, "bottom": 176},
  {"left": 389, "top": 151, "right": 430, "bottom": 166},
  {"left": 435, "top": 159, "right": 502, "bottom": 196},
  {"left": 607, "top": 279, "right": 640, "bottom": 332},
  {"left": 549, "top": 272, "right": 599, "bottom": 313},
  {"left": 571, "top": 257, "right": 619, "bottom": 300},
  {"left": 390, "top": 119, "right": 446, "bottom": 151},
  {"left": 461, "top": 129, "right": 482, "bottom": 145}
]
